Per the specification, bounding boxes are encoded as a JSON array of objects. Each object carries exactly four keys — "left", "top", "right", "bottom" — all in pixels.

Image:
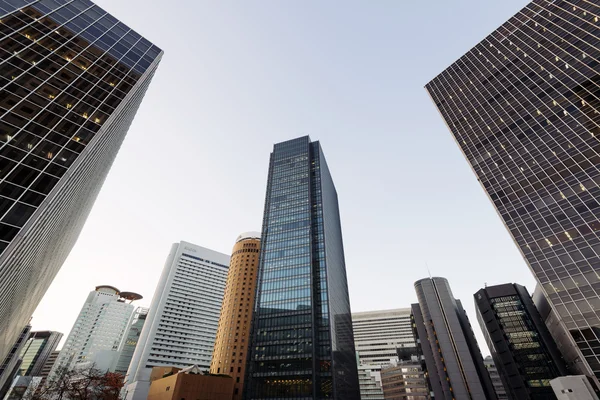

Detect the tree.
[{"left": 21, "top": 365, "right": 124, "bottom": 400}]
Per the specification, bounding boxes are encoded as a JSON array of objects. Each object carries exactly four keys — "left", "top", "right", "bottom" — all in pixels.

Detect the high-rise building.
[
  {"left": 113, "top": 307, "right": 148, "bottom": 375},
  {"left": 380, "top": 361, "right": 430, "bottom": 400},
  {"left": 18, "top": 331, "right": 63, "bottom": 377},
  {"left": 124, "top": 241, "right": 230, "bottom": 400},
  {"left": 210, "top": 232, "right": 260, "bottom": 400},
  {"left": 426, "top": 0, "right": 600, "bottom": 381},
  {"left": 0, "top": 325, "right": 31, "bottom": 399},
  {"left": 412, "top": 277, "right": 497, "bottom": 400},
  {"left": 50, "top": 286, "right": 140, "bottom": 377},
  {"left": 475, "top": 283, "right": 568, "bottom": 398},
  {"left": 352, "top": 308, "right": 416, "bottom": 400},
  {"left": 39, "top": 350, "right": 59, "bottom": 385},
  {"left": 484, "top": 356, "right": 508, "bottom": 400},
  {"left": 244, "top": 136, "right": 360, "bottom": 399},
  {"left": 0, "top": 0, "right": 162, "bottom": 361}
]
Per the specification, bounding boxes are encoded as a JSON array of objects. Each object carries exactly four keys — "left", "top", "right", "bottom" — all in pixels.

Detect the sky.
[{"left": 32, "top": 0, "right": 537, "bottom": 354}]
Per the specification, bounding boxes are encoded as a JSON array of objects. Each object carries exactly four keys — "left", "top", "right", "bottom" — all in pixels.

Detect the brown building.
[
  {"left": 381, "top": 362, "right": 430, "bottom": 400},
  {"left": 147, "top": 366, "right": 233, "bottom": 400},
  {"left": 210, "top": 232, "right": 260, "bottom": 399}
]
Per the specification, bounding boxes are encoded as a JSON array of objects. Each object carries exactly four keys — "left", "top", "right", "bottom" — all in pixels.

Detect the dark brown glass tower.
[
  {"left": 0, "top": 0, "right": 161, "bottom": 361},
  {"left": 427, "top": 0, "right": 600, "bottom": 381},
  {"left": 211, "top": 232, "right": 261, "bottom": 400}
]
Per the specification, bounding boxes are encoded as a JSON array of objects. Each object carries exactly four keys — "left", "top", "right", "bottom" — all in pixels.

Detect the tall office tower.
[
  {"left": 18, "top": 331, "right": 63, "bottom": 377},
  {"left": 0, "top": 325, "right": 31, "bottom": 399},
  {"left": 0, "top": 0, "right": 162, "bottom": 361},
  {"left": 412, "top": 277, "right": 497, "bottom": 400},
  {"left": 484, "top": 356, "right": 508, "bottom": 400},
  {"left": 50, "top": 286, "right": 140, "bottom": 376},
  {"left": 113, "top": 307, "right": 148, "bottom": 375},
  {"left": 475, "top": 283, "right": 568, "bottom": 398},
  {"left": 210, "top": 232, "right": 260, "bottom": 400},
  {"left": 244, "top": 136, "right": 360, "bottom": 399},
  {"left": 39, "top": 350, "right": 59, "bottom": 385},
  {"left": 426, "top": 0, "right": 600, "bottom": 381},
  {"left": 351, "top": 308, "right": 416, "bottom": 400},
  {"left": 124, "top": 241, "right": 230, "bottom": 400}
]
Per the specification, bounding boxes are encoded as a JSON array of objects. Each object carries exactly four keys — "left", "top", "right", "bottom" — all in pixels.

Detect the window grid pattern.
[
  {"left": 245, "top": 137, "right": 359, "bottom": 399},
  {"left": 426, "top": 0, "right": 600, "bottom": 378},
  {"left": 0, "top": 0, "right": 161, "bottom": 362}
]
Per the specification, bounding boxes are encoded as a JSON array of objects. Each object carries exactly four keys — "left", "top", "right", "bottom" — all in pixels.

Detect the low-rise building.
[{"left": 147, "top": 366, "right": 233, "bottom": 400}]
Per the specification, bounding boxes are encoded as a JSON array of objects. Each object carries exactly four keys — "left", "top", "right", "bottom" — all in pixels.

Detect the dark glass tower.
[
  {"left": 475, "top": 283, "right": 568, "bottom": 399},
  {"left": 427, "top": 0, "right": 600, "bottom": 381},
  {"left": 244, "top": 136, "right": 359, "bottom": 399},
  {"left": 0, "top": 0, "right": 161, "bottom": 361}
]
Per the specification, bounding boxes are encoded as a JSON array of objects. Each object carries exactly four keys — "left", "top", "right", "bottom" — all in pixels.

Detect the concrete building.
[
  {"left": 551, "top": 376, "right": 600, "bottom": 400},
  {"left": 50, "top": 286, "right": 141, "bottom": 377},
  {"left": 0, "top": 0, "right": 162, "bottom": 361},
  {"left": 476, "top": 283, "right": 567, "bottom": 399},
  {"left": 352, "top": 309, "right": 415, "bottom": 400},
  {"left": 113, "top": 307, "right": 148, "bottom": 375},
  {"left": 18, "top": 331, "right": 62, "bottom": 377},
  {"left": 244, "top": 136, "right": 360, "bottom": 399},
  {"left": 412, "top": 277, "right": 497, "bottom": 400},
  {"left": 147, "top": 366, "right": 233, "bottom": 400},
  {"left": 484, "top": 356, "right": 508, "bottom": 400},
  {"left": 427, "top": 0, "right": 600, "bottom": 382},
  {"left": 38, "top": 351, "right": 59, "bottom": 386},
  {"left": 210, "top": 232, "right": 260, "bottom": 400},
  {"left": 124, "top": 242, "right": 230, "bottom": 400},
  {"left": 380, "top": 361, "right": 430, "bottom": 400}
]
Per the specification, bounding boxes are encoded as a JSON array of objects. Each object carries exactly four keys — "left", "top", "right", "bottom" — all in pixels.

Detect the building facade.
[
  {"left": 124, "top": 241, "right": 230, "bottom": 400},
  {"left": 352, "top": 308, "right": 415, "bottom": 400},
  {"left": 113, "top": 307, "right": 148, "bottom": 375},
  {"left": 244, "top": 136, "right": 360, "bottom": 399},
  {"left": 475, "top": 283, "right": 568, "bottom": 399},
  {"left": 484, "top": 356, "right": 509, "bottom": 400},
  {"left": 380, "top": 362, "right": 430, "bottom": 400},
  {"left": 50, "top": 286, "right": 140, "bottom": 377},
  {"left": 426, "top": 0, "right": 600, "bottom": 380},
  {"left": 412, "top": 277, "right": 497, "bottom": 400},
  {"left": 39, "top": 350, "right": 59, "bottom": 386},
  {"left": 210, "top": 232, "right": 260, "bottom": 400},
  {"left": 0, "top": 325, "right": 31, "bottom": 399},
  {"left": 147, "top": 366, "right": 234, "bottom": 400},
  {"left": 18, "top": 331, "right": 63, "bottom": 377},
  {"left": 0, "top": 0, "right": 162, "bottom": 361}
]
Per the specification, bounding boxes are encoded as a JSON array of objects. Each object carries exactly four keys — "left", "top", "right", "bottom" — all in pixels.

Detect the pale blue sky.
[{"left": 33, "top": 0, "right": 535, "bottom": 352}]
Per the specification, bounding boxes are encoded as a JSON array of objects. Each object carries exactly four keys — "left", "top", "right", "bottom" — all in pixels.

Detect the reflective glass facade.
[
  {"left": 245, "top": 136, "right": 359, "bottom": 399},
  {"left": 18, "top": 331, "right": 62, "bottom": 377},
  {"left": 475, "top": 284, "right": 567, "bottom": 399},
  {"left": 0, "top": 0, "right": 161, "bottom": 361},
  {"left": 427, "top": 0, "right": 600, "bottom": 380}
]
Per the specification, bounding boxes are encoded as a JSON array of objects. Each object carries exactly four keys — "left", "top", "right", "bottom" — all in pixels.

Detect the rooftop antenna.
[{"left": 426, "top": 261, "right": 432, "bottom": 279}]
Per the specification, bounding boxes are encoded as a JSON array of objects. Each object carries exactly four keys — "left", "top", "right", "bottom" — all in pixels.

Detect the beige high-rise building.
[{"left": 210, "top": 232, "right": 260, "bottom": 400}]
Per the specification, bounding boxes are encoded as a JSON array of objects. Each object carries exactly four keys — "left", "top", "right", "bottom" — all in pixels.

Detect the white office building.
[
  {"left": 50, "top": 286, "right": 141, "bottom": 377},
  {"left": 124, "top": 241, "right": 230, "bottom": 400},
  {"left": 352, "top": 308, "right": 415, "bottom": 400}
]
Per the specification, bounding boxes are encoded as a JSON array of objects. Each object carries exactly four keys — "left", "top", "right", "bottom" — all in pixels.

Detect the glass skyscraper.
[
  {"left": 0, "top": 0, "right": 161, "bottom": 361},
  {"left": 244, "top": 136, "right": 359, "bottom": 399},
  {"left": 427, "top": 0, "right": 600, "bottom": 381}
]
